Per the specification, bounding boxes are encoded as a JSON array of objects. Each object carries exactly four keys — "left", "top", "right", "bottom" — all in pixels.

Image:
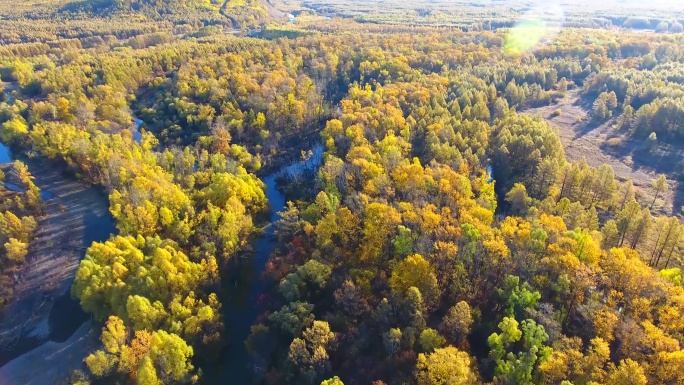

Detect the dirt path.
[
  {"left": 0, "top": 157, "right": 114, "bottom": 367},
  {"left": 523, "top": 91, "right": 680, "bottom": 216}
]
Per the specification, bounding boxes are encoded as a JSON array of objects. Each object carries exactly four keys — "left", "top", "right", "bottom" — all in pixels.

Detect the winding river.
[
  {"left": 0, "top": 115, "right": 140, "bottom": 370},
  {"left": 203, "top": 143, "right": 324, "bottom": 384},
  {"left": 0, "top": 122, "right": 324, "bottom": 383}
]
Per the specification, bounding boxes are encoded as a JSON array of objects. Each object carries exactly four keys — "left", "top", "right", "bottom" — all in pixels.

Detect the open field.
[{"left": 524, "top": 90, "right": 682, "bottom": 216}]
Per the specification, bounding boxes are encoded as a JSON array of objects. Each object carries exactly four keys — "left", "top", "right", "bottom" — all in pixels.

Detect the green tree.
[
  {"left": 392, "top": 225, "right": 416, "bottom": 258},
  {"left": 419, "top": 328, "right": 446, "bottom": 352},
  {"left": 279, "top": 260, "right": 332, "bottom": 302},
  {"left": 498, "top": 275, "right": 541, "bottom": 319},
  {"left": 616, "top": 200, "right": 642, "bottom": 247},
  {"left": 506, "top": 183, "right": 532, "bottom": 216},
  {"left": 651, "top": 174, "right": 668, "bottom": 209},
  {"left": 277, "top": 201, "right": 301, "bottom": 243},
  {"left": 288, "top": 321, "right": 336, "bottom": 384},
  {"left": 649, "top": 216, "right": 683, "bottom": 268},
  {"left": 647, "top": 132, "right": 657, "bottom": 151},
  {"left": 440, "top": 301, "right": 473, "bottom": 346},
  {"left": 383, "top": 328, "right": 403, "bottom": 356},
  {"left": 601, "top": 220, "right": 620, "bottom": 249},
  {"left": 473, "top": 100, "right": 491, "bottom": 121},
  {"left": 488, "top": 317, "right": 551, "bottom": 385},
  {"left": 619, "top": 179, "right": 635, "bottom": 210},
  {"left": 269, "top": 302, "right": 315, "bottom": 336}
]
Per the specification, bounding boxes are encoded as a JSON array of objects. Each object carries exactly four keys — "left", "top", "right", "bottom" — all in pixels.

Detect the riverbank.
[{"left": 0, "top": 153, "right": 114, "bottom": 372}]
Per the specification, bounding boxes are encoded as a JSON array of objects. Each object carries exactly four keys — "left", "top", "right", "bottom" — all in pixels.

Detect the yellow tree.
[
  {"left": 389, "top": 254, "right": 440, "bottom": 309},
  {"left": 416, "top": 346, "right": 480, "bottom": 385},
  {"left": 359, "top": 202, "right": 401, "bottom": 265},
  {"left": 607, "top": 359, "right": 647, "bottom": 385}
]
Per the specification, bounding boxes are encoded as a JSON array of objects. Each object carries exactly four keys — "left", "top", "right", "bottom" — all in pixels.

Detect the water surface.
[
  {"left": 203, "top": 144, "right": 323, "bottom": 384},
  {"left": 0, "top": 141, "right": 10, "bottom": 164}
]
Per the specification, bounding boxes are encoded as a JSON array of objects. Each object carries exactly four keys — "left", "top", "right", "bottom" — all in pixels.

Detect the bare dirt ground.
[
  {"left": 523, "top": 90, "right": 681, "bottom": 217},
  {"left": 10, "top": 161, "right": 111, "bottom": 301},
  {"left": 265, "top": 0, "right": 287, "bottom": 19},
  {"left": 0, "top": 322, "right": 96, "bottom": 385},
  {"left": 0, "top": 156, "right": 113, "bottom": 378}
]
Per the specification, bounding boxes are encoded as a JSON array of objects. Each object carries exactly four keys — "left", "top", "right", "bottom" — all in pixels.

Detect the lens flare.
[{"left": 504, "top": 2, "right": 565, "bottom": 55}]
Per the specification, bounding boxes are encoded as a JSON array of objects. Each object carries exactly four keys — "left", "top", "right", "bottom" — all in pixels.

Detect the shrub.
[
  {"left": 551, "top": 109, "right": 562, "bottom": 117},
  {"left": 648, "top": 132, "right": 657, "bottom": 151},
  {"left": 606, "top": 137, "right": 623, "bottom": 147}
]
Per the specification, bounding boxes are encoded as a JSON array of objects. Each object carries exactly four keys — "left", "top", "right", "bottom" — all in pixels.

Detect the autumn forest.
[{"left": 1, "top": 0, "right": 684, "bottom": 384}]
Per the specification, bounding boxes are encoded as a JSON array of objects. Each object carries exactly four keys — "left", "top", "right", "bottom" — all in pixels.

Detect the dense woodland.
[
  {"left": 278, "top": 0, "right": 684, "bottom": 31},
  {"left": 2, "top": 0, "right": 684, "bottom": 384}
]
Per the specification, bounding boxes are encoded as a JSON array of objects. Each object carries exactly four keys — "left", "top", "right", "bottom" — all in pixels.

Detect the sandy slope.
[
  {"left": 0, "top": 322, "right": 96, "bottom": 385},
  {"left": 0, "top": 158, "right": 113, "bottom": 365}
]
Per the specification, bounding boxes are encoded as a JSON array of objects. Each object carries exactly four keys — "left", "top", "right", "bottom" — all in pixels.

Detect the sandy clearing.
[{"left": 523, "top": 90, "right": 681, "bottom": 217}]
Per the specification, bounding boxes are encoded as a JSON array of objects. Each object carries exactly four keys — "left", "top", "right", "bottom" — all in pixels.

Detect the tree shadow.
[
  {"left": 58, "top": 0, "right": 111, "bottom": 15},
  {"left": 572, "top": 94, "right": 594, "bottom": 110},
  {"left": 633, "top": 143, "right": 684, "bottom": 213},
  {"left": 570, "top": 94, "right": 614, "bottom": 139},
  {"left": 601, "top": 138, "right": 684, "bottom": 213},
  {"left": 572, "top": 118, "right": 606, "bottom": 139}
]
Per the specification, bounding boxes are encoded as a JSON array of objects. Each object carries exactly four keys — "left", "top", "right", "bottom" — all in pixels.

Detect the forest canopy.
[{"left": 1, "top": 1, "right": 684, "bottom": 385}]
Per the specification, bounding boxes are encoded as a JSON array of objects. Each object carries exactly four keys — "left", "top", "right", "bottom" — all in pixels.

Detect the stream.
[
  {"left": 132, "top": 117, "right": 143, "bottom": 143},
  {"left": 203, "top": 143, "right": 324, "bottom": 384},
  {"left": 0, "top": 142, "right": 10, "bottom": 164},
  {"left": 0, "top": 113, "right": 137, "bottom": 377}
]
